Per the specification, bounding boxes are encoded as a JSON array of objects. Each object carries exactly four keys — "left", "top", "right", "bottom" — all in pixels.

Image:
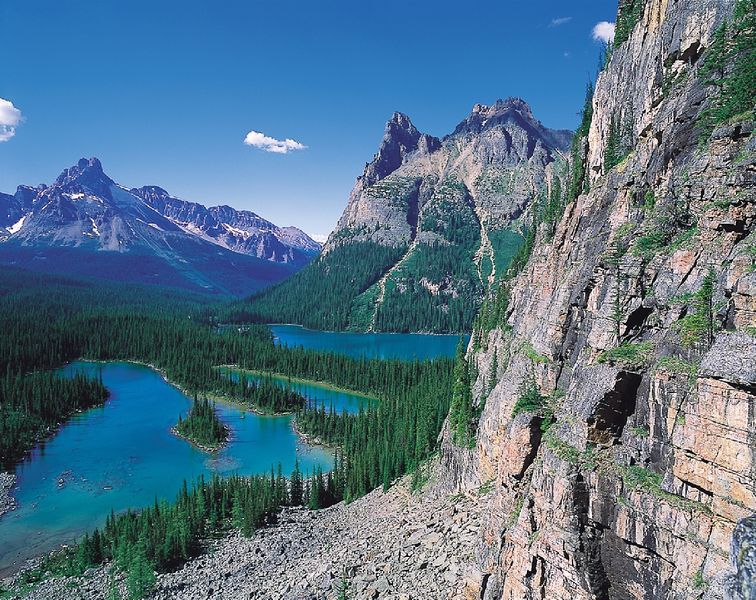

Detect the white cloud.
[
  {"left": 549, "top": 16, "right": 572, "bottom": 27},
  {"left": 592, "top": 21, "right": 616, "bottom": 43},
  {"left": 0, "top": 98, "right": 23, "bottom": 142},
  {"left": 243, "top": 130, "right": 307, "bottom": 154},
  {"left": 310, "top": 233, "right": 329, "bottom": 244}
]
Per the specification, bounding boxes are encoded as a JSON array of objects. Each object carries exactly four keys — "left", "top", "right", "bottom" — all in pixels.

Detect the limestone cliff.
[{"left": 442, "top": 0, "right": 756, "bottom": 598}]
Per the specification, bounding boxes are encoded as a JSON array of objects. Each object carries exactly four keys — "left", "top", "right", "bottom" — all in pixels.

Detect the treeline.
[
  {"left": 227, "top": 374, "right": 307, "bottom": 414},
  {"left": 372, "top": 242, "right": 483, "bottom": 333},
  {"left": 175, "top": 397, "right": 228, "bottom": 450},
  {"left": 0, "top": 372, "right": 108, "bottom": 468},
  {"left": 32, "top": 471, "right": 331, "bottom": 598},
  {"left": 31, "top": 455, "right": 353, "bottom": 599}
]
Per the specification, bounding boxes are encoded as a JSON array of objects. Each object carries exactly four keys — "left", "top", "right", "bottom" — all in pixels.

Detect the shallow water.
[{"left": 0, "top": 361, "right": 339, "bottom": 574}]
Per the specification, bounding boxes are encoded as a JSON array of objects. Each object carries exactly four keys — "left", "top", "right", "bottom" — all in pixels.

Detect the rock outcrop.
[
  {"left": 441, "top": 0, "right": 756, "bottom": 598},
  {"left": 0, "top": 473, "right": 16, "bottom": 520}
]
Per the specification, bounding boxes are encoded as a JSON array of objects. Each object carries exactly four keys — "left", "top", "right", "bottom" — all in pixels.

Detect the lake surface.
[
  {"left": 0, "top": 328, "right": 460, "bottom": 574},
  {"left": 270, "top": 325, "right": 466, "bottom": 360},
  {"left": 0, "top": 361, "right": 344, "bottom": 575}
]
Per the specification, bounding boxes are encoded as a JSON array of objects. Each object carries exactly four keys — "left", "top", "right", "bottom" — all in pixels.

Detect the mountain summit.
[
  {"left": 0, "top": 159, "right": 319, "bottom": 295},
  {"left": 245, "top": 98, "right": 571, "bottom": 332}
]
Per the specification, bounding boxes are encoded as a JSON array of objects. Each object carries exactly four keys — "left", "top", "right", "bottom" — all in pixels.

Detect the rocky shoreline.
[
  {"left": 0, "top": 472, "right": 17, "bottom": 519},
  {"left": 10, "top": 469, "right": 487, "bottom": 599}
]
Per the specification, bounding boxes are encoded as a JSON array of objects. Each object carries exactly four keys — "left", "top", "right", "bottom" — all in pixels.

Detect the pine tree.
[
  {"left": 488, "top": 350, "right": 498, "bottom": 394},
  {"left": 126, "top": 542, "right": 155, "bottom": 600},
  {"left": 290, "top": 460, "right": 303, "bottom": 506}
]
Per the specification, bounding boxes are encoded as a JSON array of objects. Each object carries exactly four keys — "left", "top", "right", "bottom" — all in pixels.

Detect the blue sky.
[{"left": 1, "top": 0, "right": 617, "bottom": 239}]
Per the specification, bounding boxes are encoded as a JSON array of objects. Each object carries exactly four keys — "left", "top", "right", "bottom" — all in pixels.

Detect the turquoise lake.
[
  {"left": 270, "top": 324, "right": 466, "bottom": 360},
  {"left": 0, "top": 361, "right": 349, "bottom": 575},
  {"left": 0, "top": 329, "right": 461, "bottom": 575}
]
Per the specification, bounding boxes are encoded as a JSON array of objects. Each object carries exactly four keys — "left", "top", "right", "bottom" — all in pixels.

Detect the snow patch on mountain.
[{"left": 8, "top": 215, "right": 26, "bottom": 234}]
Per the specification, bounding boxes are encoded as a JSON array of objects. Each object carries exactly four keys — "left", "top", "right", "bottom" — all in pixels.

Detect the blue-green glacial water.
[
  {"left": 270, "top": 324, "right": 465, "bottom": 360},
  {"left": 0, "top": 361, "right": 346, "bottom": 575},
  {"left": 0, "top": 329, "right": 463, "bottom": 574}
]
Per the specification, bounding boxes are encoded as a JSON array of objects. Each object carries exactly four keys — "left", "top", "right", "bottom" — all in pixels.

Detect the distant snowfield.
[{"left": 8, "top": 215, "right": 26, "bottom": 234}]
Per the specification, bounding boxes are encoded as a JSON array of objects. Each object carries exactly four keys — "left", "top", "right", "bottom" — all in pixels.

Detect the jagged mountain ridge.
[
  {"left": 329, "top": 97, "right": 572, "bottom": 251},
  {"left": 0, "top": 158, "right": 319, "bottom": 295},
  {"left": 442, "top": 0, "right": 756, "bottom": 598},
  {"left": 130, "top": 186, "right": 319, "bottom": 265},
  {"left": 245, "top": 97, "right": 572, "bottom": 332}
]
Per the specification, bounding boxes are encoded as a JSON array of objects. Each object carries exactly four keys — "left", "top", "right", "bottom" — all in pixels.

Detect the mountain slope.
[
  {"left": 243, "top": 99, "right": 571, "bottom": 332},
  {"left": 442, "top": 0, "right": 756, "bottom": 598},
  {"left": 0, "top": 158, "right": 319, "bottom": 296},
  {"left": 130, "top": 185, "right": 319, "bottom": 266}
]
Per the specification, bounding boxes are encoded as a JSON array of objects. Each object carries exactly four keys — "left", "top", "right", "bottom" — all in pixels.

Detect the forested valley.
[{"left": 0, "top": 266, "right": 455, "bottom": 597}]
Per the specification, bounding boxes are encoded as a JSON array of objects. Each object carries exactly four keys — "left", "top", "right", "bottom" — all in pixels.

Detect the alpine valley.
[{"left": 1, "top": 0, "right": 755, "bottom": 599}]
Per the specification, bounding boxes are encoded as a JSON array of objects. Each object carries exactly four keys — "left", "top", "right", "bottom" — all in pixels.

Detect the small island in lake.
[{"left": 173, "top": 397, "right": 229, "bottom": 452}]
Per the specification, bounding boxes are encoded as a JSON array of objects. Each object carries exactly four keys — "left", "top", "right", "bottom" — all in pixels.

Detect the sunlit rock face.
[{"left": 440, "top": 0, "right": 756, "bottom": 598}]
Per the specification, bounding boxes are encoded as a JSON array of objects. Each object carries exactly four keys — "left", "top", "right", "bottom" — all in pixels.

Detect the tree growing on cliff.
[
  {"left": 614, "top": 0, "right": 647, "bottom": 48},
  {"left": 567, "top": 82, "right": 594, "bottom": 202},
  {"left": 488, "top": 350, "right": 499, "bottom": 394},
  {"left": 449, "top": 340, "right": 475, "bottom": 447},
  {"left": 678, "top": 269, "right": 717, "bottom": 349},
  {"left": 697, "top": 0, "right": 756, "bottom": 138},
  {"left": 606, "top": 240, "right": 629, "bottom": 344}
]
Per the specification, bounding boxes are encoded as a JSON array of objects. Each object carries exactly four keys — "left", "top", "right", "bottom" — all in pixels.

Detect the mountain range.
[
  {"left": 0, "top": 158, "right": 319, "bottom": 296},
  {"left": 243, "top": 97, "right": 572, "bottom": 332}
]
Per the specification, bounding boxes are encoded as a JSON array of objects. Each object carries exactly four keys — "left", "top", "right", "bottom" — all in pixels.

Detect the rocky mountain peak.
[
  {"left": 472, "top": 97, "right": 533, "bottom": 119},
  {"left": 451, "top": 97, "right": 571, "bottom": 151},
  {"left": 388, "top": 111, "right": 415, "bottom": 131},
  {"left": 362, "top": 112, "right": 440, "bottom": 186},
  {"left": 53, "top": 157, "right": 114, "bottom": 196}
]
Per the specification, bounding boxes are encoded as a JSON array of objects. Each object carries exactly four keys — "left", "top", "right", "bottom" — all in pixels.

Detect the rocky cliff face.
[{"left": 441, "top": 0, "right": 756, "bottom": 598}]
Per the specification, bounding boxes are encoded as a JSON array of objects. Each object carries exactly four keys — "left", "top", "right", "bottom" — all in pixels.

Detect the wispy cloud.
[
  {"left": 549, "top": 16, "right": 572, "bottom": 27},
  {"left": 592, "top": 21, "right": 616, "bottom": 43},
  {"left": 0, "top": 98, "right": 23, "bottom": 142},
  {"left": 243, "top": 130, "right": 307, "bottom": 154}
]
